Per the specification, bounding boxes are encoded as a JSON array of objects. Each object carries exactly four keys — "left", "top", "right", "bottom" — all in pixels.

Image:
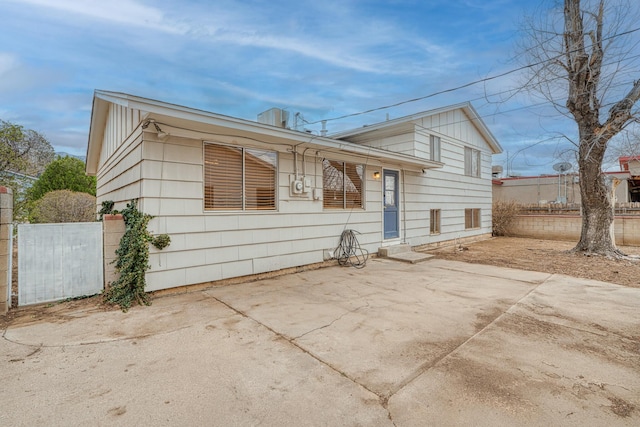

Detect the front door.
[{"left": 383, "top": 170, "right": 399, "bottom": 239}]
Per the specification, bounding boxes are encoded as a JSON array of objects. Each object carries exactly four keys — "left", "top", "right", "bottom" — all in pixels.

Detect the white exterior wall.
[
  {"left": 138, "top": 133, "right": 390, "bottom": 291},
  {"left": 349, "top": 111, "right": 495, "bottom": 248},
  {"left": 92, "top": 102, "right": 496, "bottom": 292},
  {"left": 96, "top": 104, "right": 145, "bottom": 208}
]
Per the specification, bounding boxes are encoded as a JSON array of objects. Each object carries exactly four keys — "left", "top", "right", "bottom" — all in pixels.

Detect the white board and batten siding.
[{"left": 96, "top": 104, "right": 147, "bottom": 207}]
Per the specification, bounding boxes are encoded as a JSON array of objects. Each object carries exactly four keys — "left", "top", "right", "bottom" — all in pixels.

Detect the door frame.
[{"left": 382, "top": 169, "right": 400, "bottom": 240}]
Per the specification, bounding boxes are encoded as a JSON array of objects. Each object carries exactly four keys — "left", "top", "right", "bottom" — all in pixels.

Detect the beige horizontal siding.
[{"left": 100, "top": 114, "right": 497, "bottom": 291}]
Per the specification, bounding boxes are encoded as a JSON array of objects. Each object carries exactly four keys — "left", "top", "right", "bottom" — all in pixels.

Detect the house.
[
  {"left": 86, "top": 91, "right": 502, "bottom": 292},
  {"left": 619, "top": 156, "right": 640, "bottom": 202}
]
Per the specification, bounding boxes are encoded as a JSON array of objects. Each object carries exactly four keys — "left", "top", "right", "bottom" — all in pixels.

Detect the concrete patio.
[{"left": 1, "top": 258, "right": 638, "bottom": 426}]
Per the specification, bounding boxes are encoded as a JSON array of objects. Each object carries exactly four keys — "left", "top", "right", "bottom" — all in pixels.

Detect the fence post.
[
  {"left": 103, "top": 214, "right": 125, "bottom": 289},
  {"left": 0, "top": 187, "right": 13, "bottom": 314}
]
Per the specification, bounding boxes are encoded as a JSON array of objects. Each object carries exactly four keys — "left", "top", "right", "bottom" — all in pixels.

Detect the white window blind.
[
  {"left": 464, "top": 147, "right": 480, "bottom": 177},
  {"left": 204, "top": 143, "right": 276, "bottom": 211},
  {"left": 430, "top": 209, "right": 441, "bottom": 234},
  {"left": 322, "top": 159, "right": 364, "bottom": 209},
  {"left": 465, "top": 208, "right": 480, "bottom": 229},
  {"left": 430, "top": 135, "right": 441, "bottom": 162}
]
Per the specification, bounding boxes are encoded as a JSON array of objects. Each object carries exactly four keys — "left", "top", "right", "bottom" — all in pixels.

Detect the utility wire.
[{"left": 308, "top": 26, "right": 640, "bottom": 125}]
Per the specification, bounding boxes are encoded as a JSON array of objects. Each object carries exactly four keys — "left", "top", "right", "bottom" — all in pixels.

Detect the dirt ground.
[{"left": 430, "top": 237, "right": 640, "bottom": 288}]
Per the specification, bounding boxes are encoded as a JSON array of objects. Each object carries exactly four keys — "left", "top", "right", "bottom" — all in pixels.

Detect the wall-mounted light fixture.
[
  {"left": 373, "top": 171, "right": 381, "bottom": 179},
  {"left": 142, "top": 119, "right": 168, "bottom": 139}
]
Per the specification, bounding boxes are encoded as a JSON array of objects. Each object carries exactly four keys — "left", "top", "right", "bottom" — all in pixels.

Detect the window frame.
[
  {"left": 464, "top": 208, "right": 481, "bottom": 229},
  {"left": 464, "top": 147, "right": 481, "bottom": 177},
  {"left": 203, "top": 142, "right": 278, "bottom": 212},
  {"left": 430, "top": 209, "right": 441, "bottom": 234},
  {"left": 322, "top": 159, "right": 365, "bottom": 210},
  {"left": 430, "top": 135, "right": 441, "bottom": 162}
]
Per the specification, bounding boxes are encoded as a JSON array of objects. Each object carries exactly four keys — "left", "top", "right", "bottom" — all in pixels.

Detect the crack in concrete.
[
  {"left": 209, "top": 294, "right": 397, "bottom": 424},
  {"left": 432, "top": 265, "right": 552, "bottom": 285},
  {"left": 2, "top": 325, "right": 193, "bottom": 348},
  {"left": 381, "top": 276, "right": 549, "bottom": 404},
  {"left": 206, "top": 274, "right": 552, "bottom": 425},
  {"left": 292, "top": 302, "right": 370, "bottom": 340}
]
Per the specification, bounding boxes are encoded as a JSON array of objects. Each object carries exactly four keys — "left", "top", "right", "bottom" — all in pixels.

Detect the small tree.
[
  {"left": 28, "top": 156, "right": 96, "bottom": 203},
  {"left": 30, "top": 190, "right": 97, "bottom": 223}
]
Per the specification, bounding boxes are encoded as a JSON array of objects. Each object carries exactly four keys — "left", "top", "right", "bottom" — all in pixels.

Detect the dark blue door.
[{"left": 383, "top": 170, "right": 399, "bottom": 239}]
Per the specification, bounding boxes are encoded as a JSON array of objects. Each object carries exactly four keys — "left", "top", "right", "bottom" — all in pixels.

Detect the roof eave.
[
  {"left": 330, "top": 102, "right": 503, "bottom": 155},
  {"left": 87, "top": 90, "right": 440, "bottom": 174}
]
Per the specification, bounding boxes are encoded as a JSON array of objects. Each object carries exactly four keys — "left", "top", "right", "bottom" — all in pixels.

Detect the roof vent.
[{"left": 257, "top": 108, "right": 289, "bottom": 128}]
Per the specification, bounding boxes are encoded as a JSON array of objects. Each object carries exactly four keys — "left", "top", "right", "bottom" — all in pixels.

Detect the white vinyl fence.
[
  {"left": 18, "top": 222, "right": 103, "bottom": 306},
  {"left": 6, "top": 224, "right": 12, "bottom": 309}
]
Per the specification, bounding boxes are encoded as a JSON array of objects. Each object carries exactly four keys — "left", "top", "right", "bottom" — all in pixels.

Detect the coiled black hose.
[{"left": 334, "top": 229, "right": 369, "bottom": 269}]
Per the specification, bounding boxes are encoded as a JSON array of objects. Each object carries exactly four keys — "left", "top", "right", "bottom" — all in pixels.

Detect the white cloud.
[
  {"left": 0, "top": 52, "right": 60, "bottom": 94},
  {"left": 10, "top": 0, "right": 187, "bottom": 33},
  {"left": 0, "top": 52, "right": 19, "bottom": 75}
]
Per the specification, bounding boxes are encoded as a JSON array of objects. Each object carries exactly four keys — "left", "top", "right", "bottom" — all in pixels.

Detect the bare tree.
[
  {"left": 520, "top": 0, "right": 640, "bottom": 256},
  {"left": 0, "top": 120, "right": 55, "bottom": 177}
]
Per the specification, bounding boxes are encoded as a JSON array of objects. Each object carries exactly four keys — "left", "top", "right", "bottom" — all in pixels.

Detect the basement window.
[
  {"left": 430, "top": 209, "right": 441, "bottom": 234},
  {"left": 204, "top": 143, "right": 277, "bottom": 211},
  {"left": 464, "top": 208, "right": 481, "bottom": 229},
  {"left": 322, "top": 159, "right": 364, "bottom": 209}
]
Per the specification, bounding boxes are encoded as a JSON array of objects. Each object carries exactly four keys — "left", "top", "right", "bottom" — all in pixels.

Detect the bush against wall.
[
  {"left": 103, "top": 200, "right": 171, "bottom": 311},
  {"left": 492, "top": 200, "right": 520, "bottom": 236},
  {"left": 30, "top": 190, "right": 96, "bottom": 223}
]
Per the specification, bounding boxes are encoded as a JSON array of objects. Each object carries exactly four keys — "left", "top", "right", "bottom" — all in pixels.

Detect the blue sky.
[{"left": 1, "top": 0, "right": 638, "bottom": 176}]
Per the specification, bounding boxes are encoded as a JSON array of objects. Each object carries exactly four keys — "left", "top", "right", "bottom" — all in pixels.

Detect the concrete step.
[
  {"left": 387, "top": 252, "right": 435, "bottom": 264},
  {"left": 377, "top": 244, "right": 411, "bottom": 257},
  {"left": 378, "top": 244, "right": 435, "bottom": 264}
]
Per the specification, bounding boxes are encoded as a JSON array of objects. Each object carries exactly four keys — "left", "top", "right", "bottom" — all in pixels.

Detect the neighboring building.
[
  {"left": 86, "top": 91, "right": 502, "bottom": 292},
  {"left": 619, "top": 156, "right": 640, "bottom": 202},
  {"left": 493, "top": 171, "right": 631, "bottom": 205}
]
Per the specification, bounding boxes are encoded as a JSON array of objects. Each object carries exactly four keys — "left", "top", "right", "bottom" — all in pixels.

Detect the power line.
[{"left": 308, "top": 25, "right": 640, "bottom": 125}]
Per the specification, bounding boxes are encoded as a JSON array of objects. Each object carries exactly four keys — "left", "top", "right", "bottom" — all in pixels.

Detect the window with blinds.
[
  {"left": 430, "top": 209, "right": 441, "bottom": 234},
  {"left": 464, "top": 208, "right": 480, "bottom": 229},
  {"left": 322, "top": 159, "right": 364, "bottom": 209},
  {"left": 204, "top": 143, "right": 277, "bottom": 211},
  {"left": 464, "top": 147, "right": 481, "bottom": 177},
  {"left": 430, "top": 135, "right": 441, "bottom": 162}
]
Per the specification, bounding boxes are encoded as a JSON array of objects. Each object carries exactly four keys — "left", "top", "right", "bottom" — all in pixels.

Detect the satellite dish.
[{"left": 553, "top": 162, "right": 572, "bottom": 173}]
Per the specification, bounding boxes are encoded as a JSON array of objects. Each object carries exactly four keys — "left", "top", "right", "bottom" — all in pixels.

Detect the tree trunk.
[{"left": 573, "top": 127, "right": 621, "bottom": 256}]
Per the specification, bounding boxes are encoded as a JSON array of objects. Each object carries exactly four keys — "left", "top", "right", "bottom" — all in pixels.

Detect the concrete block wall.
[
  {"left": 617, "top": 216, "right": 640, "bottom": 246},
  {"left": 0, "top": 187, "right": 13, "bottom": 314},
  {"left": 103, "top": 214, "right": 125, "bottom": 288},
  {"left": 508, "top": 215, "right": 640, "bottom": 246}
]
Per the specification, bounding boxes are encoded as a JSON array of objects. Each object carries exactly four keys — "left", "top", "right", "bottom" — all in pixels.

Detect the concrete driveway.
[{"left": 1, "top": 258, "right": 638, "bottom": 426}]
